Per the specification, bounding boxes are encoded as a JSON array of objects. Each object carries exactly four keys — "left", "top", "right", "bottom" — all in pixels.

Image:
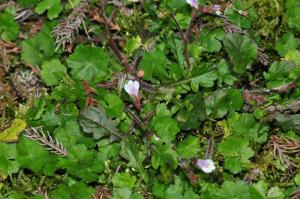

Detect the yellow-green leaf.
[{"left": 0, "top": 119, "right": 27, "bottom": 142}]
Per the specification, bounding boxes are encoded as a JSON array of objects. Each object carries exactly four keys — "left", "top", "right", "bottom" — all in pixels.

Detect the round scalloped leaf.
[{"left": 67, "top": 45, "right": 109, "bottom": 84}]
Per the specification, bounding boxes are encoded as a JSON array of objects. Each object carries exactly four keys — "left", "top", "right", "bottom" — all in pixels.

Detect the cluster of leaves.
[{"left": 1, "top": 0, "right": 300, "bottom": 198}]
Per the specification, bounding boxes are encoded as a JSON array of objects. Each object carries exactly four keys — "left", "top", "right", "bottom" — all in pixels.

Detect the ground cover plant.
[{"left": 1, "top": 0, "right": 300, "bottom": 198}]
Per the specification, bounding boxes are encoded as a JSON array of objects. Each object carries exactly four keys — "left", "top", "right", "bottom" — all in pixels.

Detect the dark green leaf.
[
  {"left": 0, "top": 143, "right": 19, "bottom": 175},
  {"left": 0, "top": 10, "right": 19, "bottom": 41},
  {"left": 40, "top": 59, "right": 67, "bottom": 86},
  {"left": 16, "top": 137, "right": 49, "bottom": 172},
  {"left": 225, "top": 1, "right": 257, "bottom": 29},
  {"left": 79, "top": 106, "right": 122, "bottom": 139},
  {"left": 50, "top": 182, "right": 94, "bottom": 199},
  {"left": 286, "top": 0, "right": 300, "bottom": 32},
  {"left": 67, "top": 45, "right": 109, "bottom": 84},
  {"left": 198, "top": 28, "right": 225, "bottom": 53},
  {"left": 58, "top": 144, "right": 103, "bottom": 182},
  {"left": 275, "top": 114, "right": 300, "bottom": 134},
  {"left": 139, "top": 50, "right": 169, "bottom": 82},
  {"left": 152, "top": 143, "right": 178, "bottom": 169},
  {"left": 121, "top": 138, "right": 148, "bottom": 182},
  {"left": 21, "top": 22, "right": 56, "bottom": 66},
  {"left": 205, "top": 89, "right": 244, "bottom": 119},
  {"left": 177, "top": 93, "right": 206, "bottom": 130},
  {"left": 35, "top": 0, "right": 63, "bottom": 20},
  {"left": 263, "top": 61, "right": 295, "bottom": 88},
  {"left": 275, "top": 32, "right": 300, "bottom": 56},
  {"left": 219, "top": 136, "right": 254, "bottom": 174},
  {"left": 176, "top": 136, "right": 200, "bottom": 158},
  {"left": 223, "top": 33, "right": 257, "bottom": 73},
  {"left": 112, "top": 172, "right": 137, "bottom": 188}
]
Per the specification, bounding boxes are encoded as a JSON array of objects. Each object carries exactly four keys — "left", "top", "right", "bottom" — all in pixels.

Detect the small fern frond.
[
  {"left": 52, "top": 0, "right": 88, "bottom": 50},
  {"left": 24, "top": 127, "right": 67, "bottom": 157}
]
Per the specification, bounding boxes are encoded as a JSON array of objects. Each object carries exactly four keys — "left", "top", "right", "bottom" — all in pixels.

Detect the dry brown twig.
[
  {"left": 92, "top": 186, "right": 112, "bottom": 199},
  {"left": 291, "top": 187, "right": 300, "bottom": 199},
  {"left": 24, "top": 127, "right": 68, "bottom": 157}
]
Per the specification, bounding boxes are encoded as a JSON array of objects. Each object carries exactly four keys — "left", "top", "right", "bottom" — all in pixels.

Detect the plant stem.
[{"left": 171, "top": 14, "right": 191, "bottom": 70}]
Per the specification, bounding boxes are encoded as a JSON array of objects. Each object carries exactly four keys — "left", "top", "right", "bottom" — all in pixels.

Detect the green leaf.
[
  {"left": 191, "top": 70, "right": 218, "bottom": 88},
  {"left": 16, "top": 137, "right": 49, "bottom": 172},
  {"left": 176, "top": 136, "right": 200, "bottom": 158},
  {"left": 219, "top": 136, "right": 254, "bottom": 174},
  {"left": 168, "top": 38, "right": 185, "bottom": 68},
  {"left": 35, "top": 0, "right": 63, "bottom": 20},
  {"left": 111, "top": 188, "right": 144, "bottom": 199},
  {"left": 79, "top": 106, "right": 122, "bottom": 139},
  {"left": 40, "top": 102, "right": 79, "bottom": 127},
  {"left": 121, "top": 138, "right": 148, "bottom": 182},
  {"left": 205, "top": 89, "right": 244, "bottom": 119},
  {"left": 67, "top": 45, "right": 109, "bottom": 84},
  {"left": 263, "top": 61, "right": 295, "bottom": 88},
  {"left": 205, "top": 90, "right": 228, "bottom": 119},
  {"left": 50, "top": 182, "right": 94, "bottom": 199},
  {"left": 102, "top": 93, "right": 125, "bottom": 118},
  {"left": 286, "top": 0, "right": 300, "bottom": 33},
  {"left": 174, "top": 13, "right": 191, "bottom": 29},
  {"left": 0, "top": 143, "right": 19, "bottom": 175},
  {"left": 152, "top": 143, "right": 178, "bottom": 169},
  {"left": 164, "top": 184, "right": 184, "bottom": 199},
  {"left": 285, "top": 50, "right": 300, "bottom": 66},
  {"left": 50, "top": 81, "right": 82, "bottom": 102},
  {"left": 40, "top": 59, "right": 67, "bottom": 86},
  {"left": 124, "top": 35, "right": 141, "bottom": 54},
  {"left": 162, "top": 0, "right": 186, "bottom": 10},
  {"left": 295, "top": 172, "right": 300, "bottom": 186},
  {"left": 198, "top": 28, "right": 225, "bottom": 53},
  {"left": 139, "top": 50, "right": 169, "bottom": 82},
  {"left": 177, "top": 93, "right": 206, "bottom": 130},
  {"left": 225, "top": 1, "right": 257, "bottom": 29},
  {"left": 58, "top": 144, "right": 103, "bottom": 182},
  {"left": 215, "top": 181, "right": 251, "bottom": 198},
  {"left": 250, "top": 181, "right": 268, "bottom": 199},
  {"left": 275, "top": 32, "right": 300, "bottom": 57},
  {"left": 111, "top": 188, "right": 132, "bottom": 199},
  {"left": 151, "top": 104, "right": 180, "bottom": 143},
  {"left": 0, "top": 10, "right": 19, "bottom": 41},
  {"left": 112, "top": 172, "right": 137, "bottom": 188},
  {"left": 21, "top": 22, "right": 56, "bottom": 66},
  {"left": 223, "top": 33, "right": 258, "bottom": 73},
  {"left": 183, "top": 190, "right": 200, "bottom": 199},
  {"left": 54, "top": 120, "right": 83, "bottom": 147},
  {"left": 275, "top": 114, "right": 300, "bottom": 134},
  {"left": 267, "top": 186, "right": 284, "bottom": 199},
  {"left": 97, "top": 139, "right": 121, "bottom": 160},
  {"left": 0, "top": 119, "right": 26, "bottom": 142},
  {"left": 17, "top": 0, "right": 39, "bottom": 7},
  {"left": 216, "top": 59, "right": 236, "bottom": 87},
  {"left": 228, "top": 113, "right": 269, "bottom": 143}
]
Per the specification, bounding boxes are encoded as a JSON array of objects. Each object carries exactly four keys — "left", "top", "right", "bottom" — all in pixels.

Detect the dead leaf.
[{"left": 0, "top": 118, "right": 27, "bottom": 142}]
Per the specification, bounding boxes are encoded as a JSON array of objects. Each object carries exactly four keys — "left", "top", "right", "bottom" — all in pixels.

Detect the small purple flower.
[
  {"left": 197, "top": 159, "right": 216, "bottom": 173},
  {"left": 124, "top": 80, "right": 140, "bottom": 97},
  {"left": 186, "top": 0, "right": 198, "bottom": 9},
  {"left": 212, "top": 5, "right": 222, "bottom": 15}
]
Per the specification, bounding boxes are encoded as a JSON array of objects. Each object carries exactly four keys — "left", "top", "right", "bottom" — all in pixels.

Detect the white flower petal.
[
  {"left": 153, "top": 134, "right": 160, "bottom": 141},
  {"left": 215, "top": 10, "right": 222, "bottom": 15},
  {"left": 197, "top": 159, "right": 216, "bottom": 173},
  {"left": 124, "top": 80, "right": 140, "bottom": 97},
  {"left": 132, "top": 81, "right": 140, "bottom": 96},
  {"left": 186, "top": 0, "right": 198, "bottom": 9}
]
